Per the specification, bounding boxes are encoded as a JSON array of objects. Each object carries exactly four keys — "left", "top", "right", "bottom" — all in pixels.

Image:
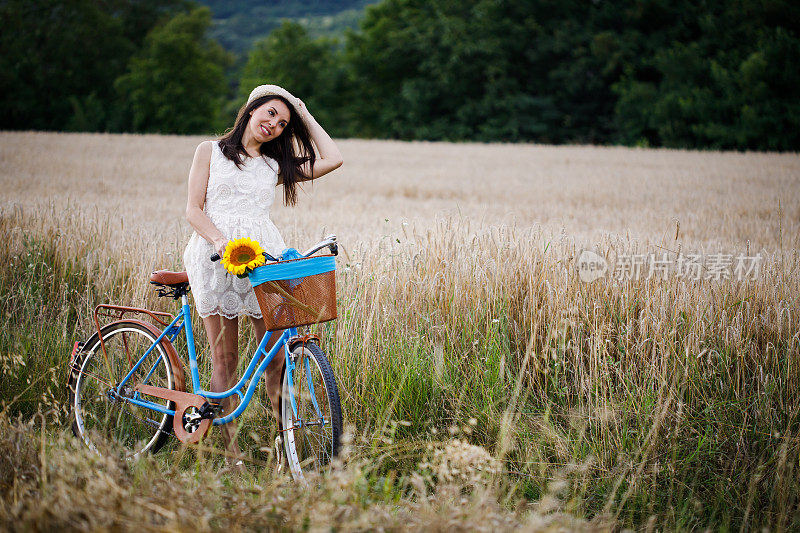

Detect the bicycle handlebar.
[
  {"left": 301, "top": 234, "right": 338, "bottom": 258},
  {"left": 209, "top": 234, "right": 337, "bottom": 263}
]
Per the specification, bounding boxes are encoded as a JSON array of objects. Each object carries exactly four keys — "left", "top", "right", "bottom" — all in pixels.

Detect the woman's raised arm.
[
  {"left": 297, "top": 100, "right": 343, "bottom": 180},
  {"left": 185, "top": 141, "right": 227, "bottom": 256}
]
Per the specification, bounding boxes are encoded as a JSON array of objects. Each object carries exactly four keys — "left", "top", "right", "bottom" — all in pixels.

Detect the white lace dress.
[{"left": 183, "top": 140, "right": 286, "bottom": 319}]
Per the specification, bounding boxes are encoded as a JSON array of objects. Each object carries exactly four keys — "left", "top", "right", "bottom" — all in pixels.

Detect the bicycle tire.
[
  {"left": 280, "top": 341, "right": 342, "bottom": 478},
  {"left": 68, "top": 321, "right": 175, "bottom": 459}
]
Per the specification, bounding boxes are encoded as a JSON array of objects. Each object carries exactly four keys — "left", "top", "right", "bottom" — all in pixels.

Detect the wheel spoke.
[
  {"left": 72, "top": 323, "right": 175, "bottom": 459},
  {"left": 281, "top": 342, "right": 342, "bottom": 477}
]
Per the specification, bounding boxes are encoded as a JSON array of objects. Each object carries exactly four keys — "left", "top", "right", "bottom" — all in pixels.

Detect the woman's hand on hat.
[{"left": 297, "top": 99, "right": 314, "bottom": 123}]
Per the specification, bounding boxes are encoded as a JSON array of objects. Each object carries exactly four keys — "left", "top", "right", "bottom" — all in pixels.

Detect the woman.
[{"left": 183, "top": 84, "right": 343, "bottom": 464}]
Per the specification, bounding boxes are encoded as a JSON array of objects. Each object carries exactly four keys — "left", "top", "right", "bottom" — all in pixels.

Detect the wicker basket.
[{"left": 250, "top": 254, "right": 337, "bottom": 331}]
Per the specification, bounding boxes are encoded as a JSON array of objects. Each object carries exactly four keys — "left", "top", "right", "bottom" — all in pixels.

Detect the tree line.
[{"left": 1, "top": 0, "right": 797, "bottom": 150}]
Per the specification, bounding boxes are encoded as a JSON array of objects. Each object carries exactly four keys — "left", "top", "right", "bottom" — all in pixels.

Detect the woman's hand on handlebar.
[{"left": 211, "top": 237, "right": 227, "bottom": 262}]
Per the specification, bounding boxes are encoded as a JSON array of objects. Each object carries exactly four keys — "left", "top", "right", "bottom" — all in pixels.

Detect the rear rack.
[
  {"left": 92, "top": 305, "right": 176, "bottom": 370},
  {"left": 69, "top": 305, "right": 176, "bottom": 389},
  {"left": 93, "top": 304, "right": 174, "bottom": 330}
]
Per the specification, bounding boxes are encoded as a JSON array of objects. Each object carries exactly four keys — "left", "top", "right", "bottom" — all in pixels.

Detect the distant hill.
[{"left": 195, "top": 0, "right": 378, "bottom": 53}]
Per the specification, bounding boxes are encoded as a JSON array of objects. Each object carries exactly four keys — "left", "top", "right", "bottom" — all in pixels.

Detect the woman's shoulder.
[
  {"left": 196, "top": 140, "right": 218, "bottom": 156},
  {"left": 192, "top": 140, "right": 215, "bottom": 165}
]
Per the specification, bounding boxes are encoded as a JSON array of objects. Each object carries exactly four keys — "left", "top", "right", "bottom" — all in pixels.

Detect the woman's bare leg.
[
  {"left": 202, "top": 314, "right": 241, "bottom": 458},
  {"left": 249, "top": 318, "right": 285, "bottom": 424}
]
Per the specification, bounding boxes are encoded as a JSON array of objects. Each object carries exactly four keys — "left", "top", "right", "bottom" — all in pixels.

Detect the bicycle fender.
[
  {"left": 67, "top": 337, "right": 94, "bottom": 390},
  {"left": 287, "top": 333, "right": 321, "bottom": 353},
  {"left": 109, "top": 319, "right": 187, "bottom": 393},
  {"left": 67, "top": 330, "right": 104, "bottom": 392}
]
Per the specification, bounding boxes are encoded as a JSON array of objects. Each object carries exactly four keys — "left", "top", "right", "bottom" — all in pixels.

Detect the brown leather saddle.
[{"left": 150, "top": 270, "right": 190, "bottom": 298}]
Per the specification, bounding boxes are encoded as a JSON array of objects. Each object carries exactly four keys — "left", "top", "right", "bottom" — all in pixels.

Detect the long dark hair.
[{"left": 218, "top": 95, "right": 315, "bottom": 206}]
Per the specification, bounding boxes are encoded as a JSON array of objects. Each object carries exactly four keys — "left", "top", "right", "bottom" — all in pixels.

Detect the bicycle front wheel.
[
  {"left": 69, "top": 321, "right": 175, "bottom": 459},
  {"left": 281, "top": 341, "right": 342, "bottom": 478}
]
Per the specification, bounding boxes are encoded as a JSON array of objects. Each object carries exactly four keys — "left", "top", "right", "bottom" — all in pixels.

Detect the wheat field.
[
  {"left": 3, "top": 131, "right": 798, "bottom": 252},
  {"left": 1, "top": 131, "right": 799, "bottom": 530}
]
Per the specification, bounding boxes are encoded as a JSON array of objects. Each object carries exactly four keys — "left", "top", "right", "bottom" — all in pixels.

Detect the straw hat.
[{"left": 246, "top": 84, "right": 301, "bottom": 115}]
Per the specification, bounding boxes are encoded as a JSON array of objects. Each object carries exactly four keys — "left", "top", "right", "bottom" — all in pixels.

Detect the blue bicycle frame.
[{"left": 112, "top": 292, "right": 302, "bottom": 426}]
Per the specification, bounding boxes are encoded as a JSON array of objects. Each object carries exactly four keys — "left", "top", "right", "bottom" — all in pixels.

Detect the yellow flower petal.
[{"left": 221, "top": 237, "right": 265, "bottom": 275}]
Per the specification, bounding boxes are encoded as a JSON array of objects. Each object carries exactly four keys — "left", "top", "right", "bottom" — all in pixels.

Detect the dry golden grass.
[
  {"left": 1, "top": 131, "right": 799, "bottom": 529},
  {"left": 2, "top": 131, "right": 798, "bottom": 256}
]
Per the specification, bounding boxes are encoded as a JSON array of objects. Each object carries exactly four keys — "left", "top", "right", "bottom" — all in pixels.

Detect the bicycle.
[{"left": 66, "top": 235, "right": 343, "bottom": 479}]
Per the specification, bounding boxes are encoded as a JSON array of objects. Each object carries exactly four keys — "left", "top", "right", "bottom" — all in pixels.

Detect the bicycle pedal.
[{"left": 199, "top": 401, "right": 223, "bottom": 419}]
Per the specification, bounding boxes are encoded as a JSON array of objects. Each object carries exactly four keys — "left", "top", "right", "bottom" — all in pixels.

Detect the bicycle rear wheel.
[
  {"left": 69, "top": 321, "right": 175, "bottom": 459},
  {"left": 280, "top": 341, "right": 342, "bottom": 478}
]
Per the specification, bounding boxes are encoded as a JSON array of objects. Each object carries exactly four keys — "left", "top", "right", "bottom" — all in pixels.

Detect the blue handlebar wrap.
[{"left": 248, "top": 248, "right": 336, "bottom": 287}]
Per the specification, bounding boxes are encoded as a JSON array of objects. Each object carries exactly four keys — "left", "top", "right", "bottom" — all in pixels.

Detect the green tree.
[
  {"left": 115, "top": 7, "right": 232, "bottom": 134},
  {"left": 341, "top": 0, "right": 799, "bottom": 148},
  {"left": 0, "top": 0, "right": 127, "bottom": 130},
  {"left": 237, "top": 21, "right": 348, "bottom": 136},
  {"left": 341, "top": 0, "right": 430, "bottom": 138},
  {"left": 343, "top": 0, "right": 618, "bottom": 142},
  {"left": 0, "top": 0, "right": 186, "bottom": 131},
  {"left": 612, "top": 0, "right": 800, "bottom": 150},
  {"left": 735, "top": 27, "right": 800, "bottom": 150}
]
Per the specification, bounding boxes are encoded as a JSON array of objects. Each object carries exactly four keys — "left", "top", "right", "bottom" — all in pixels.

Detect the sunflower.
[{"left": 222, "top": 238, "right": 266, "bottom": 277}]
